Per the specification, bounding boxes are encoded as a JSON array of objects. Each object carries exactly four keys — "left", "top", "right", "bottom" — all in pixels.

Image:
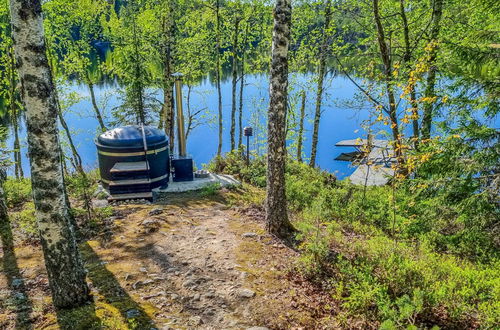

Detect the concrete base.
[{"left": 153, "top": 173, "right": 240, "bottom": 193}]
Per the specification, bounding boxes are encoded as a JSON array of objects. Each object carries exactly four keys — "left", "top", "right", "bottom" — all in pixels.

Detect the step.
[
  {"left": 108, "top": 192, "right": 153, "bottom": 202},
  {"left": 108, "top": 178, "right": 151, "bottom": 186},
  {"left": 110, "top": 161, "right": 149, "bottom": 173}
]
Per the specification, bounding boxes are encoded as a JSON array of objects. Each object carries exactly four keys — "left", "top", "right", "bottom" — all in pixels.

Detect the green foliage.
[
  {"left": 3, "top": 177, "right": 32, "bottom": 208},
  {"left": 206, "top": 150, "right": 267, "bottom": 188},
  {"left": 10, "top": 201, "right": 37, "bottom": 238},
  {"left": 200, "top": 182, "right": 222, "bottom": 197}
]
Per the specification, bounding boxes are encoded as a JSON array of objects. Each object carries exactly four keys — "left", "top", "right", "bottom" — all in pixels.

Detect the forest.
[{"left": 0, "top": 0, "right": 499, "bottom": 329}]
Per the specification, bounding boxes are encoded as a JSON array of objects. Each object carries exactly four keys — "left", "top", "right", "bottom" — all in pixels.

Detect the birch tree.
[
  {"left": 421, "top": 0, "right": 444, "bottom": 140},
  {"left": 266, "top": 0, "right": 294, "bottom": 238},
  {"left": 309, "top": 0, "right": 332, "bottom": 167},
  {"left": 8, "top": 0, "right": 90, "bottom": 308}
]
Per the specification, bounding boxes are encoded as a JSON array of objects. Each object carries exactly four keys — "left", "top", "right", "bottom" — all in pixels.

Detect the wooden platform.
[{"left": 335, "top": 138, "right": 396, "bottom": 186}]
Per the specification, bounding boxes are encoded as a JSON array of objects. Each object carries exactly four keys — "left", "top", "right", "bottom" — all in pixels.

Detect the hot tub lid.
[{"left": 97, "top": 125, "right": 167, "bottom": 148}]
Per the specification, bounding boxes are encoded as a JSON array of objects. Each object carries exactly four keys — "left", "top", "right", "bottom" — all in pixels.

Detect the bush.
[
  {"left": 10, "top": 201, "right": 37, "bottom": 239},
  {"left": 4, "top": 177, "right": 32, "bottom": 207}
]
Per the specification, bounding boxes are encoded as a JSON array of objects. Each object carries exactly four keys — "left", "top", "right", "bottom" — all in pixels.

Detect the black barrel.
[{"left": 95, "top": 125, "right": 169, "bottom": 189}]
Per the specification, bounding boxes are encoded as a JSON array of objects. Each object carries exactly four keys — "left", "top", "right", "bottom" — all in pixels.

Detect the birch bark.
[{"left": 8, "top": 0, "right": 90, "bottom": 308}]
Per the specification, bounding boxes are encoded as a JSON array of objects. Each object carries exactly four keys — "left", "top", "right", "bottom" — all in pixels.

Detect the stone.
[
  {"left": 237, "top": 288, "right": 255, "bottom": 298},
  {"left": 170, "top": 293, "right": 179, "bottom": 300},
  {"left": 246, "top": 327, "right": 270, "bottom": 330},
  {"left": 148, "top": 208, "right": 164, "bottom": 216},
  {"left": 141, "top": 218, "right": 160, "bottom": 227},
  {"left": 126, "top": 309, "right": 141, "bottom": 318},
  {"left": 139, "top": 267, "right": 148, "bottom": 273},
  {"left": 242, "top": 232, "right": 258, "bottom": 238},
  {"left": 182, "top": 279, "right": 197, "bottom": 288},
  {"left": 92, "top": 199, "right": 109, "bottom": 208},
  {"left": 11, "top": 278, "right": 23, "bottom": 289},
  {"left": 192, "top": 293, "right": 201, "bottom": 301}
]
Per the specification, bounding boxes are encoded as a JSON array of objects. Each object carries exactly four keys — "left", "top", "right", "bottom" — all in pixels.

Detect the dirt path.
[{"left": 1, "top": 190, "right": 335, "bottom": 329}]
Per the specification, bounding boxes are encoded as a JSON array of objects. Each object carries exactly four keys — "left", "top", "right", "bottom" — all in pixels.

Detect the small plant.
[
  {"left": 200, "top": 182, "right": 221, "bottom": 197},
  {"left": 4, "top": 177, "right": 32, "bottom": 207}
]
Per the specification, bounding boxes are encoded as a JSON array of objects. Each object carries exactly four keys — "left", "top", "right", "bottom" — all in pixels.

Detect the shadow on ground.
[
  {"left": 55, "top": 242, "right": 156, "bottom": 329},
  {"left": 0, "top": 220, "right": 34, "bottom": 330}
]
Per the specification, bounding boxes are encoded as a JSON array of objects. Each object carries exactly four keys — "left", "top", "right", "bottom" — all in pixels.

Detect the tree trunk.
[
  {"left": 399, "top": 0, "right": 419, "bottom": 143},
  {"left": 215, "top": 0, "right": 223, "bottom": 157},
  {"left": 297, "top": 90, "right": 306, "bottom": 162},
  {"left": 373, "top": 0, "right": 405, "bottom": 169},
  {"left": 238, "top": 23, "right": 249, "bottom": 148},
  {"left": 230, "top": 17, "right": 240, "bottom": 151},
  {"left": 185, "top": 85, "right": 193, "bottom": 141},
  {"left": 421, "top": 0, "right": 443, "bottom": 140},
  {"left": 0, "top": 170, "right": 8, "bottom": 228},
  {"left": 161, "top": 1, "right": 175, "bottom": 153},
  {"left": 87, "top": 80, "right": 107, "bottom": 132},
  {"left": 266, "top": 0, "right": 294, "bottom": 238},
  {"left": 309, "top": 0, "right": 332, "bottom": 167},
  {"left": 8, "top": 0, "right": 90, "bottom": 309},
  {"left": 9, "top": 48, "right": 23, "bottom": 179}
]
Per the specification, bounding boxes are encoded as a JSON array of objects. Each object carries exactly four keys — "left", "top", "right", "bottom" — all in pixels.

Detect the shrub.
[{"left": 4, "top": 177, "right": 32, "bottom": 207}]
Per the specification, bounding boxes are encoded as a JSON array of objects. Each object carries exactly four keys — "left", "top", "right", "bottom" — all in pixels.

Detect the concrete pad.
[{"left": 153, "top": 173, "right": 240, "bottom": 193}]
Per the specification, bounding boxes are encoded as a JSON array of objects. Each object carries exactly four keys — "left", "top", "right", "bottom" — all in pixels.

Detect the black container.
[
  {"left": 172, "top": 157, "right": 194, "bottom": 182},
  {"left": 95, "top": 126, "right": 170, "bottom": 189}
]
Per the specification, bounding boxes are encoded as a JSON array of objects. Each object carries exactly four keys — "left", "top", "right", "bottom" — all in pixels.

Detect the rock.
[
  {"left": 148, "top": 208, "right": 164, "bottom": 216},
  {"left": 92, "top": 199, "right": 109, "bottom": 209},
  {"left": 237, "top": 288, "right": 255, "bottom": 299},
  {"left": 192, "top": 293, "right": 201, "bottom": 301},
  {"left": 170, "top": 293, "right": 179, "bottom": 300},
  {"left": 139, "top": 267, "right": 148, "bottom": 273},
  {"left": 11, "top": 278, "right": 23, "bottom": 289},
  {"left": 142, "top": 291, "right": 165, "bottom": 300},
  {"left": 182, "top": 279, "right": 197, "bottom": 289},
  {"left": 141, "top": 218, "right": 160, "bottom": 227},
  {"left": 167, "top": 267, "right": 177, "bottom": 273},
  {"left": 188, "top": 316, "right": 203, "bottom": 326},
  {"left": 246, "top": 327, "right": 270, "bottom": 330},
  {"left": 14, "top": 292, "right": 26, "bottom": 301},
  {"left": 126, "top": 309, "right": 141, "bottom": 318},
  {"left": 242, "top": 232, "right": 258, "bottom": 238},
  {"left": 203, "top": 292, "right": 215, "bottom": 299},
  {"left": 94, "top": 185, "right": 110, "bottom": 199}
]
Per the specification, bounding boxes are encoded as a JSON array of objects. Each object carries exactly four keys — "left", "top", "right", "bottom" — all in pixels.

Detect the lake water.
[{"left": 3, "top": 73, "right": 414, "bottom": 179}]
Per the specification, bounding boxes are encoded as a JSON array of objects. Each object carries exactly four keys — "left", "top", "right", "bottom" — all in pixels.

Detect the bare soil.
[{"left": 0, "top": 188, "right": 339, "bottom": 329}]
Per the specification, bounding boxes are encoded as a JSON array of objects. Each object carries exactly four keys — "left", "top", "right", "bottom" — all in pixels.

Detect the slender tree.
[
  {"left": 215, "top": 0, "right": 223, "bottom": 157},
  {"left": 8, "top": 0, "right": 90, "bottom": 308},
  {"left": 297, "top": 90, "right": 306, "bottom": 162},
  {"left": 309, "top": 0, "right": 332, "bottom": 167},
  {"left": 399, "top": 0, "right": 419, "bottom": 142},
  {"left": 266, "top": 0, "right": 294, "bottom": 238},
  {"left": 421, "top": 0, "right": 444, "bottom": 140},
  {"left": 230, "top": 9, "right": 240, "bottom": 151},
  {"left": 160, "top": 0, "right": 175, "bottom": 153},
  {"left": 372, "top": 0, "right": 405, "bottom": 168}
]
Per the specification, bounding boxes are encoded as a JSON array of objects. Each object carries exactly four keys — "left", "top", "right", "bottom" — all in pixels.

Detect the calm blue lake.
[{"left": 7, "top": 73, "right": 492, "bottom": 179}]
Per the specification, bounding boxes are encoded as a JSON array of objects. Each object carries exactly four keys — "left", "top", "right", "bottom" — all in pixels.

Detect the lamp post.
[{"left": 243, "top": 126, "right": 253, "bottom": 165}]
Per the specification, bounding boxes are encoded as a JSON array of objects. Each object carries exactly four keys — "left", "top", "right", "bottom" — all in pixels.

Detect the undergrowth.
[{"left": 213, "top": 152, "right": 500, "bottom": 328}]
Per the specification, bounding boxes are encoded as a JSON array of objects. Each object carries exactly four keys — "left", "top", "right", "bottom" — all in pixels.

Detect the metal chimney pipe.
[{"left": 172, "top": 73, "right": 187, "bottom": 157}]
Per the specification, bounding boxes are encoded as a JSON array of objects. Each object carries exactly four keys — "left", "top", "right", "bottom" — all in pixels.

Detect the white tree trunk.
[
  {"left": 266, "top": 0, "right": 294, "bottom": 238},
  {"left": 8, "top": 0, "right": 90, "bottom": 308}
]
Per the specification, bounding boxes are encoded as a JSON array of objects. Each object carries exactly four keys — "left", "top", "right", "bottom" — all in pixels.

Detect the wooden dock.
[{"left": 335, "top": 139, "right": 395, "bottom": 186}]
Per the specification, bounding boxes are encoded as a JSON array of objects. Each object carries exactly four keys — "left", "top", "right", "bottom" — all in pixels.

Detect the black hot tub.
[{"left": 95, "top": 125, "right": 170, "bottom": 190}]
